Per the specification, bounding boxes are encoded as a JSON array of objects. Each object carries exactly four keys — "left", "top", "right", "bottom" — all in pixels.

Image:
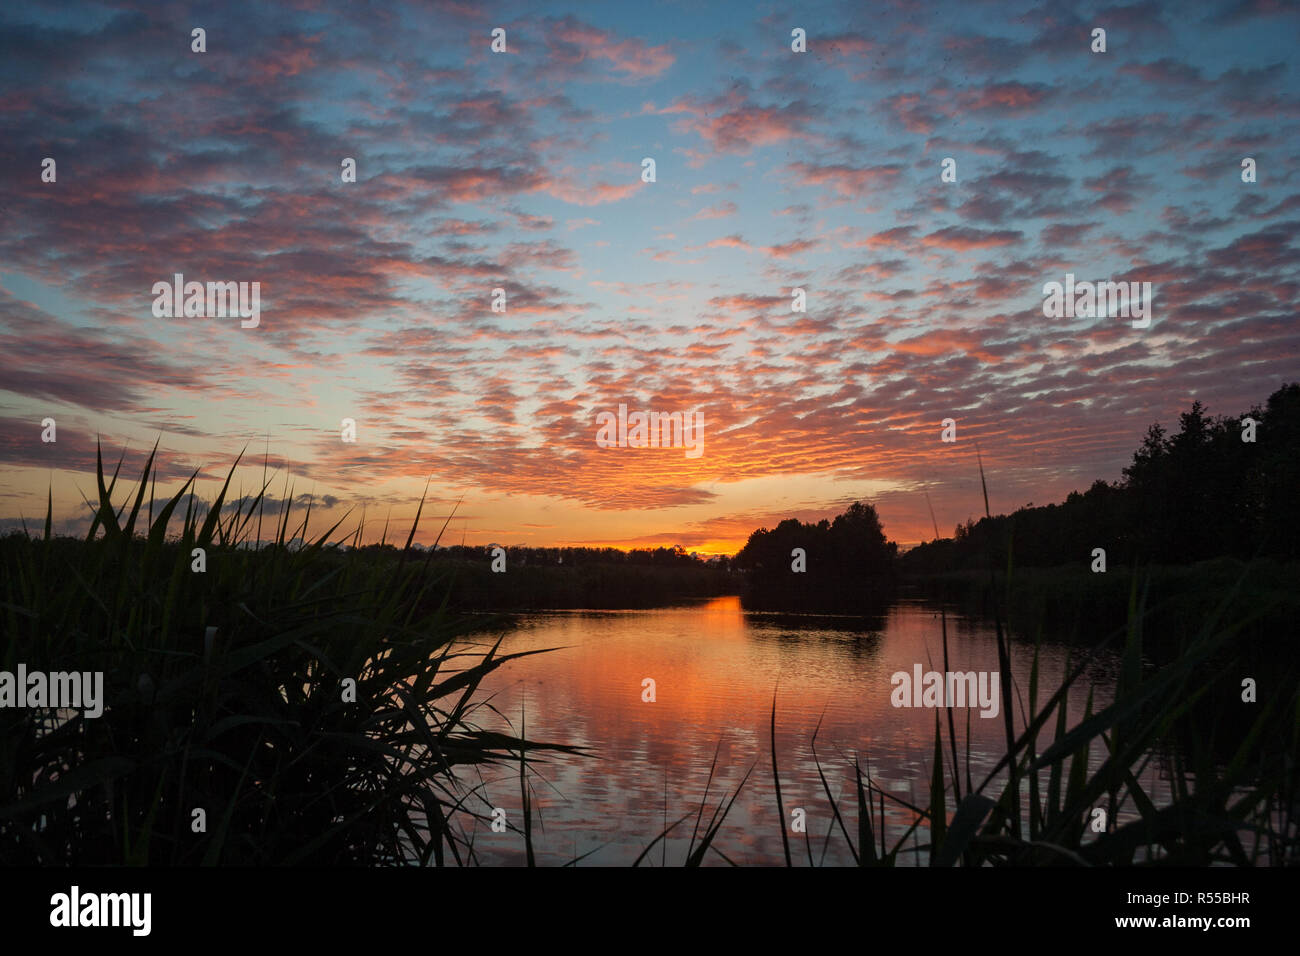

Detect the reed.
[{"left": 0, "top": 442, "right": 578, "bottom": 865}]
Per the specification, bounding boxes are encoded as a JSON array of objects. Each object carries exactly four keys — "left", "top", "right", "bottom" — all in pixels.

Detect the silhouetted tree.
[
  {"left": 901, "top": 384, "right": 1300, "bottom": 571},
  {"left": 736, "top": 500, "right": 897, "bottom": 612}
]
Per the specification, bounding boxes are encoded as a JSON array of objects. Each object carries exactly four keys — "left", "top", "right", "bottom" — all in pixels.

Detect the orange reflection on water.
[{"left": 455, "top": 595, "right": 1122, "bottom": 865}]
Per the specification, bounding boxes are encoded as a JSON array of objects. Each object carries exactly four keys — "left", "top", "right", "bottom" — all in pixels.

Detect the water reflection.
[{"left": 454, "top": 595, "right": 1134, "bottom": 865}]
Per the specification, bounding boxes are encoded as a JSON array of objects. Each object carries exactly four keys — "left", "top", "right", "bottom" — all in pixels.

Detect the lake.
[{"left": 452, "top": 593, "right": 1152, "bottom": 866}]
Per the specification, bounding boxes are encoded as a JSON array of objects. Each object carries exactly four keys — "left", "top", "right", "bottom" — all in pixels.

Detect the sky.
[{"left": 1, "top": 0, "right": 1297, "bottom": 554}]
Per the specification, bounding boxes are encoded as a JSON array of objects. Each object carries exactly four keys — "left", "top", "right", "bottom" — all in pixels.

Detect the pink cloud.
[
  {"left": 762, "top": 238, "right": 820, "bottom": 258},
  {"left": 921, "top": 227, "right": 1024, "bottom": 250},
  {"left": 787, "top": 161, "right": 904, "bottom": 199},
  {"left": 541, "top": 177, "right": 643, "bottom": 206},
  {"left": 548, "top": 16, "right": 675, "bottom": 79},
  {"left": 706, "top": 235, "right": 754, "bottom": 252}
]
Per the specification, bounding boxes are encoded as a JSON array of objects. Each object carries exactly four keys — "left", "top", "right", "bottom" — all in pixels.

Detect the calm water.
[{"left": 450, "top": 594, "right": 1158, "bottom": 866}]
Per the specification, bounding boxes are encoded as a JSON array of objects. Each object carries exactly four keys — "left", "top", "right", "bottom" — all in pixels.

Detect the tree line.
[{"left": 901, "top": 382, "right": 1300, "bottom": 573}]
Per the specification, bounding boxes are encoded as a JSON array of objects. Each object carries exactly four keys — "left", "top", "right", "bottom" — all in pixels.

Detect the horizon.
[{"left": 2, "top": 0, "right": 1298, "bottom": 556}]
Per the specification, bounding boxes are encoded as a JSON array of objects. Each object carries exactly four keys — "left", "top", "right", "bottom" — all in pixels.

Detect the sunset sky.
[{"left": 1, "top": 0, "right": 1297, "bottom": 554}]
